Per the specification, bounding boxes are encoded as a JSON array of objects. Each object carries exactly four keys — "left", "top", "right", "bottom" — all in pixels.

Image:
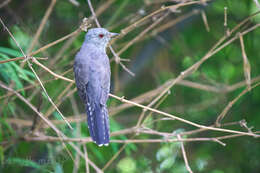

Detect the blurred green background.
[{"left": 0, "top": 0, "right": 260, "bottom": 172}]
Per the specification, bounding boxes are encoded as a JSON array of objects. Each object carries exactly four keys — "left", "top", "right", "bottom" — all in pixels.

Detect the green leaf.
[
  {"left": 0, "top": 52, "right": 35, "bottom": 95},
  {"left": 220, "top": 63, "right": 235, "bottom": 83},
  {"left": 117, "top": 157, "right": 137, "bottom": 173},
  {"left": 6, "top": 157, "right": 42, "bottom": 169},
  {"left": 8, "top": 26, "right": 31, "bottom": 51},
  {"left": 0, "top": 47, "right": 22, "bottom": 57},
  {"left": 182, "top": 56, "right": 193, "bottom": 68},
  {"left": 159, "top": 157, "right": 175, "bottom": 170},
  {"left": 0, "top": 51, "right": 35, "bottom": 95},
  {"left": 211, "top": 170, "right": 224, "bottom": 173},
  {"left": 0, "top": 119, "right": 16, "bottom": 137},
  {"left": 196, "top": 158, "right": 208, "bottom": 171},
  {"left": 54, "top": 163, "right": 64, "bottom": 173},
  {"left": 156, "top": 146, "right": 173, "bottom": 161},
  {"left": 143, "top": 115, "right": 154, "bottom": 129},
  {"left": 171, "top": 163, "right": 188, "bottom": 173},
  {"left": 0, "top": 54, "right": 24, "bottom": 93},
  {"left": 0, "top": 146, "right": 4, "bottom": 165}
]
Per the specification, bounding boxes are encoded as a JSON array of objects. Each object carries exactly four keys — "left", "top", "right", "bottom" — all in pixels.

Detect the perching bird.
[{"left": 74, "top": 28, "right": 118, "bottom": 146}]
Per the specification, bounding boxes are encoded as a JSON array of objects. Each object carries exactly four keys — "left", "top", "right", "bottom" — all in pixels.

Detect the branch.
[
  {"left": 109, "top": 94, "right": 260, "bottom": 137},
  {"left": 177, "top": 135, "right": 193, "bottom": 173},
  {"left": 0, "top": 17, "right": 73, "bottom": 129},
  {"left": 239, "top": 33, "right": 251, "bottom": 89},
  {"left": 215, "top": 82, "right": 260, "bottom": 126},
  {"left": 253, "top": 0, "right": 260, "bottom": 10},
  {"left": 87, "top": 0, "right": 135, "bottom": 76},
  {"left": 0, "top": 0, "right": 11, "bottom": 9},
  {"left": 26, "top": 0, "right": 57, "bottom": 54}
]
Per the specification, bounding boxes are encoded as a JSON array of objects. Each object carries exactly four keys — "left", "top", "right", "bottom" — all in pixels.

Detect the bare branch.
[
  {"left": 0, "top": 0, "right": 11, "bottom": 9},
  {"left": 177, "top": 135, "right": 193, "bottom": 173},
  {"left": 27, "top": 0, "right": 57, "bottom": 54},
  {"left": 0, "top": 17, "right": 73, "bottom": 129},
  {"left": 201, "top": 10, "right": 210, "bottom": 32},
  {"left": 87, "top": 0, "right": 134, "bottom": 76},
  {"left": 239, "top": 33, "right": 251, "bottom": 89},
  {"left": 216, "top": 82, "right": 260, "bottom": 126},
  {"left": 253, "top": 0, "right": 260, "bottom": 10}
]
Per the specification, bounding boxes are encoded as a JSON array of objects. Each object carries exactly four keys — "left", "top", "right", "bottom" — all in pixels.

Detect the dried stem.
[
  {"left": 177, "top": 135, "right": 193, "bottom": 173},
  {"left": 26, "top": 0, "right": 57, "bottom": 54},
  {"left": 239, "top": 33, "right": 251, "bottom": 89},
  {"left": 0, "top": 17, "right": 73, "bottom": 129}
]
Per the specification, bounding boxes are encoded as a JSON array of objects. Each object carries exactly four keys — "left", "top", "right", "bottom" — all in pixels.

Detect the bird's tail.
[{"left": 86, "top": 103, "right": 110, "bottom": 146}]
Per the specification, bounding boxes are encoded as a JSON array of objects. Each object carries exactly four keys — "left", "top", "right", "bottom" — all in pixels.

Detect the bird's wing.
[
  {"left": 100, "top": 54, "right": 111, "bottom": 105},
  {"left": 86, "top": 53, "right": 110, "bottom": 105},
  {"left": 73, "top": 56, "right": 88, "bottom": 102},
  {"left": 85, "top": 63, "right": 110, "bottom": 145}
]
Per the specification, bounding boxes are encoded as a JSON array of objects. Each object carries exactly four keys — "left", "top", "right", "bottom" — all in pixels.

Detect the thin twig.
[
  {"left": 0, "top": 81, "right": 61, "bottom": 135},
  {"left": 27, "top": 0, "right": 57, "bottom": 54},
  {"left": 30, "top": 29, "right": 81, "bottom": 56},
  {"left": 177, "top": 135, "right": 193, "bottom": 173},
  {"left": 239, "top": 33, "right": 251, "bottom": 89},
  {"left": 201, "top": 10, "right": 210, "bottom": 32},
  {"left": 121, "top": 0, "right": 208, "bottom": 35},
  {"left": 109, "top": 94, "right": 259, "bottom": 137},
  {"left": 68, "top": 0, "right": 79, "bottom": 6},
  {"left": 102, "top": 138, "right": 130, "bottom": 171},
  {"left": 253, "top": 0, "right": 260, "bottom": 10},
  {"left": 22, "top": 135, "right": 239, "bottom": 144},
  {"left": 87, "top": 0, "right": 101, "bottom": 27},
  {"left": 32, "top": 58, "right": 74, "bottom": 83},
  {"left": 0, "top": 82, "right": 102, "bottom": 172},
  {"left": 87, "top": 0, "right": 135, "bottom": 76},
  {"left": 0, "top": 0, "right": 11, "bottom": 9},
  {"left": 83, "top": 145, "right": 90, "bottom": 173},
  {"left": 138, "top": 22, "right": 260, "bottom": 118},
  {"left": 33, "top": 82, "right": 74, "bottom": 132},
  {"left": 116, "top": 11, "right": 170, "bottom": 56},
  {"left": 0, "top": 56, "right": 48, "bottom": 64},
  {"left": 224, "top": 7, "right": 228, "bottom": 27},
  {"left": 27, "top": 62, "right": 73, "bottom": 129},
  {"left": 0, "top": 17, "right": 27, "bottom": 57},
  {"left": 0, "top": 17, "right": 73, "bottom": 129},
  {"left": 17, "top": 52, "right": 259, "bottom": 137},
  {"left": 215, "top": 82, "right": 260, "bottom": 126},
  {"left": 68, "top": 142, "right": 103, "bottom": 173}
]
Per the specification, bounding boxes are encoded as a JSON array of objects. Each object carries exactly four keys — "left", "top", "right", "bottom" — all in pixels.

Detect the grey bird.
[{"left": 73, "top": 28, "right": 118, "bottom": 146}]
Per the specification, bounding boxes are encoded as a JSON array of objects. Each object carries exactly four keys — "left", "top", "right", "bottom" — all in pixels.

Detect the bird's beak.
[{"left": 109, "top": 32, "right": 119, "bottom": 38}]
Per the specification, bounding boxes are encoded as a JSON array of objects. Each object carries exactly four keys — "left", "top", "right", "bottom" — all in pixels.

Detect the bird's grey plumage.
[{"left": 74, "top": 28, "right": 117, "bottom": 146}]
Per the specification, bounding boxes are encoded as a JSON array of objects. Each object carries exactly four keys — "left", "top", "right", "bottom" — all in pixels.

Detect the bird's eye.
[{"left": 98, "top": 34, "right": 104, "bottom": 38}]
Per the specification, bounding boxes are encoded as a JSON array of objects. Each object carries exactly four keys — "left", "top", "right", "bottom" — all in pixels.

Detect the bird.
[{"left": 73, "top": 28, "right": 118, "bottom": 146}]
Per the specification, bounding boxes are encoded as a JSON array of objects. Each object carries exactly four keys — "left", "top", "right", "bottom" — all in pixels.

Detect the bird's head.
[{"left": 84, "top": 28, "right": 118, "bottom": 48}]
